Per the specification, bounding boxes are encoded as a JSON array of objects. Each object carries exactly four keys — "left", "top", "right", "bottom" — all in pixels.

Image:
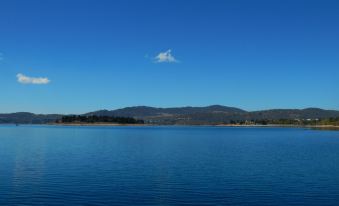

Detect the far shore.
[
  {"left": 49, "top": 123, "right": 148, "bottom": 126},
  {"left": 48, "top": 122, "right": 339, "bottom": 130},
  {"left": 215, "top": 124, "right": 339, "bottom": 130}
]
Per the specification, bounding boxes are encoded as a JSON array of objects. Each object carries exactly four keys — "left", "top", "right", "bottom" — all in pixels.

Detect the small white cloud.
[
  {"left": 17, "top": 73, "right": 50, "bottom": 84},
  {"left": 155, "top": 49, "right": 178, "bottom": 63}
]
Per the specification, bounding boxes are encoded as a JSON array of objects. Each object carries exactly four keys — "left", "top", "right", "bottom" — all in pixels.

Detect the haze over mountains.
[{"left": 1, "top": 105, "right": 339, "bottom": 124}]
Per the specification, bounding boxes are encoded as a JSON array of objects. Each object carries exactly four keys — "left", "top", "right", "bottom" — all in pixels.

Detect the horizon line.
[{"left": 1, "top": 105, "right": 339, "bottom": 115}]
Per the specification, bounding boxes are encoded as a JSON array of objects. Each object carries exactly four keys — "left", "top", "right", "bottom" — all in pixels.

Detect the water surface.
[{"left": 0, "top": 125, "right": 339, "bottom": 205}]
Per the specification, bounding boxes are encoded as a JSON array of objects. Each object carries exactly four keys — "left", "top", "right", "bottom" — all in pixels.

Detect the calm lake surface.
[{"left": 0, "top": 125, "right": 339, "bottom": 205}]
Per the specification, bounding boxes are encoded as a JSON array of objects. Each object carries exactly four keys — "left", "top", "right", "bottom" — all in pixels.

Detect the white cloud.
[
  {"left": 155, "top": 49, "right": 178, "bottom": 63},
  {"left": 16, "top": 73, "right": 50, "bottom": 84}
]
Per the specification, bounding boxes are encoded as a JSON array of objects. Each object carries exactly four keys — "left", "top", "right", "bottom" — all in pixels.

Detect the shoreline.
[
  {"left": 2, "top": 123, "right": 338, "bottom": 130},
  {"left": 215, "top": 124, "right": 339, "bottom": 130},
  {"left": 49, "top": 123, "right": 148, "bottom": 126},
  {"left": 48, "top": 123, "right": 339, "bottom": 130}
]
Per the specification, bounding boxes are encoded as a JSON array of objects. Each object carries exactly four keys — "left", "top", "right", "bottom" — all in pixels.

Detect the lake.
[{"left": 0, "top": 125, "right": 339, "bottom": 205}]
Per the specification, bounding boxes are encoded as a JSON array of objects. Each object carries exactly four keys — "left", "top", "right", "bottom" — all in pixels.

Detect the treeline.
[
  {"left": 58, "top": 115, "right": 144, "bottom": 124},
  {"left": 229, "top": 118, "right": 339, "bottom": 126}
]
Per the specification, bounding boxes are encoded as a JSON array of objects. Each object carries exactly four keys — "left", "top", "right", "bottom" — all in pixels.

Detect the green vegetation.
[{"left": 58, "top": 115, "right": 144, "bottom": 124}]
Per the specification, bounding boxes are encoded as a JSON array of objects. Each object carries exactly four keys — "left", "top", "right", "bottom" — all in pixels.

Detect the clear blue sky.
[{"left": 0, "top": 0, "right": 338, "bottom": 114}]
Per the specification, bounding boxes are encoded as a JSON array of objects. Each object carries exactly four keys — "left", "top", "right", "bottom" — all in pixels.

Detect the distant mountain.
[
  {"left": 1, "top": 106, "right": 339, "bottom": 125},
  {"left": 0, "top": 112, "right": 62, "bottom": 124},
  {"left": 249, "top": 108, "right": 339, "bottom": 120},
  {"left": 86, "top": 106, "right": 339, "bottom": 125},
  {"left": 86, "top": 105, "right": 246, "bottom": 118}
]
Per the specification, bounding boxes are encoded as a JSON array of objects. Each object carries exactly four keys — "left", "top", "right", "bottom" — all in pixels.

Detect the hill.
[
  {"left": 0, "top": 112, "right": 62, "bottom": 124},
  {"left": 86, "top": 106, "right": 339, "bottom": 125},
  {"left": 1, "top": 106, "right": 339, "bottom": 125}
]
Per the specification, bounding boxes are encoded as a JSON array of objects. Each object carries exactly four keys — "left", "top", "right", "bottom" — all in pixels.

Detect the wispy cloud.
[
  {"left": 0, "top": 53, "right": 3, "bottom": 61},
  {"left": 17, "top": 73, "right": 50, "bottom": 84},
  {"left": 154, "top": 49, "right": 178, "bottom": 63}
]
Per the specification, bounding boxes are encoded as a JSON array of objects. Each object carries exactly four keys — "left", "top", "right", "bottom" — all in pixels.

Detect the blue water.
[{"left": 0, "top": 125, "right": 339, "bottom": 205}]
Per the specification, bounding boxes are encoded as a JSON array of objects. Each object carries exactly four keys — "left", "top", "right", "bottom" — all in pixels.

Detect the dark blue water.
[{"left": 0, "top": 125, "right": 339, "bottom": 205}]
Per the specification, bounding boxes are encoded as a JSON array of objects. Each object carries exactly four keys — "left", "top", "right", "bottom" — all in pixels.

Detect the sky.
[{"left": 0, "top": 0, "right": 338, "bottom": 114}]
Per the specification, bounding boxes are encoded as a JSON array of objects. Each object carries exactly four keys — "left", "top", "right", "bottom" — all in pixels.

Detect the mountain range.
[{"left": 1, "top": 105, "right": 339, "bottom": 125}]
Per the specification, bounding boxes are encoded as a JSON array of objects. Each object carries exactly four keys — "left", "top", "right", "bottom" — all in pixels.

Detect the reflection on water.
[{"left": 0, "top": 125, "right": 339, "bottom": 205}]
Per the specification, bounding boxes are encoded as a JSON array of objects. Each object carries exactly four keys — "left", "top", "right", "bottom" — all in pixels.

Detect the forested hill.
[
  {"left": 87, "top": 106, "right": 339, "bottom": 125},
  {"left": 1, "top": 106, "right": 339, "bottom": 125},
  {"left": 0, "top": 112, "right": 62, "bottom": 124},
  {"left": 85, "top": 105, "right": 246, "bottom": 118}
]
